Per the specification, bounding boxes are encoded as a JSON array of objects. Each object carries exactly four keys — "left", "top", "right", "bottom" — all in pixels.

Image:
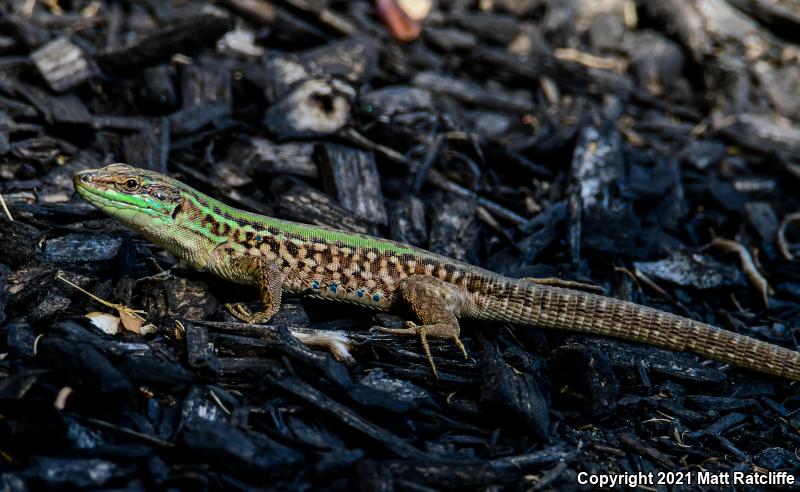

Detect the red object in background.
[{"left": 376, "top": 0, "right": 422, "bottom": 42}]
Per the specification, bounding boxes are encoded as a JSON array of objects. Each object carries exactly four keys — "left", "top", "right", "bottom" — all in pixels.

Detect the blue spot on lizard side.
[{"left": 372, "top": 293, "right": 381, "bottom": 302}]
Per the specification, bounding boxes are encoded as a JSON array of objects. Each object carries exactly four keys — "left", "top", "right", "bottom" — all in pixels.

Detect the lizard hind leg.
[
  {"left": 374, "top": 274, "right": 469, "bottom": 377},
  {"left": 218, "top": 255, "right": 283, "bottom": 324}
]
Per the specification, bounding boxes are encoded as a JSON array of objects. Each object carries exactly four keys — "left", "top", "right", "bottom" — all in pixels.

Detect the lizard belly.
[{"left": 281, "top": 263, "right": 395, "bottom": 310}]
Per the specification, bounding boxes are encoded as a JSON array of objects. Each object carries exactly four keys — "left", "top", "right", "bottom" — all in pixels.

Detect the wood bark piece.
[
  {"left": 97, "top": 6, "right": 231, "bottom": 71},
  {"left": 316, "top": 143, "right": 388, "bottom": 226},
  {"left": 31, "top": 37, "right": 91, "bottom": 92},
  {"left": 263, "top": 78, "right": 354, "bottom": 139},
  {"left": 228, "top": 138, "right": 318, "bottom": 178},
  {"left": 272, "top": 177, "right": 379, "bottom": 235}
]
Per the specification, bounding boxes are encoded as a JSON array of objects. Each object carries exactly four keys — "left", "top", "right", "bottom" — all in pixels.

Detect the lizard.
[{"left": 73, "top": 163, "right": 800, "bottom": 380}]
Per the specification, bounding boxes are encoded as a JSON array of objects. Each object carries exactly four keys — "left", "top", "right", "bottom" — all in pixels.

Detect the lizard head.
[{"left": 73, "top": 163, "right": 184, "bottom": 228}]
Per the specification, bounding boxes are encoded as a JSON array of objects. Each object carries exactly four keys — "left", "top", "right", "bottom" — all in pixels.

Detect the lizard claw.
[
  {"left": 224, "top": 303, "right": 274, "bottom": 324},
  {"left": 373, "top": 323, "right": 471, "bottom": 378}
]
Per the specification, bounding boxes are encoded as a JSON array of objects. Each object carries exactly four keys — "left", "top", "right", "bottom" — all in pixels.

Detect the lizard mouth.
[{"left": 73, "top": 169, "right": 154, "bottom": 217}]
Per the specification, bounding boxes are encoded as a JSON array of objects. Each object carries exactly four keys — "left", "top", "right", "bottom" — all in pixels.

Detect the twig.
[
  {"left": 711, "top": 238, "right": 771, "bottom": 307},
  {"left": 777, "top": 212, "right": 800, "bottom": 260},
  {"left": 0, "top": 193, "right": 13, "bottom": 221},
  {"left": 56, "top": 274, "right": 145, "bottom": 315}
]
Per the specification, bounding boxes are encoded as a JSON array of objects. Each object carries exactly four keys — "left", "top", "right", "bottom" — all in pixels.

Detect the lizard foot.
[
  {"left": 375, "top": 321, "right": 467, "bottom": 377},
  {"left": 224, "top": 302, "right": 273, "bottom": 324}
]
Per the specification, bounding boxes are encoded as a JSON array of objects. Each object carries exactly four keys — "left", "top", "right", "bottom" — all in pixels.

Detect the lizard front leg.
[
  {"left": 222, "top": 255, "right": 284, "bottom": 324},
  {"left": 375, "top": 275, "right": 469, "bottom": 376}
]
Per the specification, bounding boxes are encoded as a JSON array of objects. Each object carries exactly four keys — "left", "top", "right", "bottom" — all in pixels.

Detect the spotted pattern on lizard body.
[{"left": 73, "top": 164, "right": 800, "bottom": 380}]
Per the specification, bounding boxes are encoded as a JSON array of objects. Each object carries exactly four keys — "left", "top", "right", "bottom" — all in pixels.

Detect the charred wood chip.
[
  {"left": 272, "top": 176, "right": 378, "bottom": 235},
  {"left": 727, "top": 0, "right": 800, "bottom": 43},
  {"left": 37, "top": 337, "right": 133, "bottom": 395},
  {"left": 177, "top": 57, "right": 231, "bottom": 110},
  {"left": 0, "top": 263, "right": 8, "bottom": 323},
  {"left": 30, "top": 287, "right": 72, "bottom": 322},
  {"left": 316, "top": 143, "right": 388, "bottom": 225},
  {"left": 48, "top": 93, "right": 93, "bottom": 125},
  {"left": 452, "top": 12, "right": 521, "bottom": 45},
  {"left": 714, "top": 112, "right": 800, "bottom": 157},
  {"left": 184, "top": 321, "right": 221, "bottom": 378},
  {"left": 385, "top": 445, "right": 577, "bottom": 487},
  {"left": 640, "top": 0, "right": 712, "bottom": 63},
  {"left": 656, "top": 398, "right": 707, "bottom": 425},
  {"left": 145, "top": 277, "right": 218, "bottom": 328},
  {"left": 549, "top": 342, "right": 619, "bottom": 418},
  {"left": 349, "top": 368, "right": 433, "bottom": 413},
  {"left": 413, "top": 71, "right": 534, "bottom": 113},
  {"left": 169, "top": 102, "right": 230, "bottom": 135},
  {"left": 228, "top": 138, "right": 318, "bottom": 178},
  {"left": 10, "top": 136, "right": 78, "bottom": 164},
  {"left": 357, "top": 86, "right": 433, "bottom": 119},
  {"left": 685, "top": 395, "right": 760, "bottom": 413},
  {"left": 7, "top": 263, "right": 57, "bottom": 308},
  {"left": 625, "top": 30, "right": 684, "bottom": 95},
  {"left": 257, "top": 363, "right": 428, "bottom": 460},
  {"left": 179, "top": 385, "right": 232, "bottom": 428},
  {"left": 44, "top": 234, "right": 122, "bottom": 265},
  {"left": 618, "top": 432, "right": 676, "bottom": 469},
  {"left": 634, "top": 251, "right": 745, "bottom": 290},
  {"left": 122, "top": 118, "right": 170, "bottom": 172},
  {"left": 263, "top": 78, "right": 354, "bottom": 140},
  {"left": 262, "top": 56, "right": 311, "bottom": 102},
  {"left": 589, "top": 11, "right": 625, "bottom": 50},
  {"left": 587, "top": 337, "right": 728, "bottom": 384},
  {"left": 388, "top": 196, "right": 428, "bottom": 247},
  {"left": 114, "top": 353, "right": 195, "bottom": 388},
  {"left": 0, "top": 130, "right": 8, "bottom": 155},
  {"left": 745, "top": 202, "right": 779, "bottom": 245},
  {"left": 31, "top": 37, "right": 91, "bottom": 92},
  {"left": 26, "top": 457, "right": 131, "bottom": 489},
  {"left": 627, "top": 153, "right": 675, "bottom": 198},
  {"left": 0, "top": 220, "right": 42, "bottom": 266},
  {"left": 140, "top": 64, "right": 178, "bottom": 109},
  {"left": 679, "top": 139, "right": 726, "bottom": 170},
  {"left": 705, "top": 411, "right": 749, "bottom": 436},
  {"left": 428, "top": 194, "right": 479, "bottom": 263},
  {"left": 571, "top": 124, "right": 624, "bottom": 212},
  {"left": 478, "top": 333, "right": 550, "bottom": 440},
  {"left": 708, "top": 176, "right": 749, "bottom": 212},
  {"left": 5, "top": 318, "right": 36, "bottom": 360},
  {"left": 267, "top": 298, "right": 311, "bottom": 328},
  {"left": 754, "top": 447, "right": 800, "bottom": 470},
  {"left": 515, "top": 201, "right": 567, "bottom": 264},
  {"left": 178, "top": 420, "right": 303, "bottom": 472},
  {"left": 424, "top": 27, "right": 478, "bottom": 52},
  {"left": 97, "top": 6, "right": 232, "bottom": 72},
  {"left": 299, "top": 37, "right": 378, "bottom": 85}
]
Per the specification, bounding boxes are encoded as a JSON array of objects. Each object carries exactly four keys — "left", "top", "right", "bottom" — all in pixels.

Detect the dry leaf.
[
  {"left": 85, "top": 312, "right": 121, "bottom": 335},
  {"left": 119, "top": 309, "right": 145, "bottom": 334}
]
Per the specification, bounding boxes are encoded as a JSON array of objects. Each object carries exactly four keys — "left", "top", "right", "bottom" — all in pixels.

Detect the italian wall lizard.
[{"left": 73, "top": 164, "right": 800, "bottom": 380}]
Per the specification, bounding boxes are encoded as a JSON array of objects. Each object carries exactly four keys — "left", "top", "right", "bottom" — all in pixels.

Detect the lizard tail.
[{"left": 469, "top": 281, "right": 800, "bottom": 381}]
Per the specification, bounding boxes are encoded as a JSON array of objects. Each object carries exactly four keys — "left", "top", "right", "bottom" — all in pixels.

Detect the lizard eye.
[{"left": 123, "top": 178, "right": 140, "bottom": 191}]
